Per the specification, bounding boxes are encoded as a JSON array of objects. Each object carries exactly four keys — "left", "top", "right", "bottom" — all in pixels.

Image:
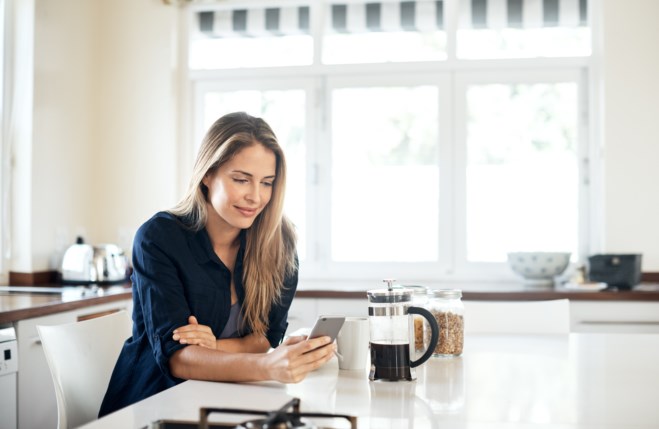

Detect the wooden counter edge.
[
  {"left": 295, "top": 289, "right": 659, "bottom": 301},
  {"left": 0, "top": 291, "right": 133, "bottom": 325}
]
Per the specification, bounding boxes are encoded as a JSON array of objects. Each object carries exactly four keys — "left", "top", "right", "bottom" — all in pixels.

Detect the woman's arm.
[
  {"left": 169, "top": 335, "right": 335, "bottom": 383},
  {"left": 216, "top": 333, "right": 270, "bottom": 353},
  {"left": 173, "top": 316, "right": 271, "bottom": 353}
]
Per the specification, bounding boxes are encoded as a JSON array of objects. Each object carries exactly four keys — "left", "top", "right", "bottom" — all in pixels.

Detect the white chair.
[
  {"left": 463, "top": 299, "right": 570, "bottom": 334},
  {"left": 37, "top": 310, "right": 132, "bottom": 429}
]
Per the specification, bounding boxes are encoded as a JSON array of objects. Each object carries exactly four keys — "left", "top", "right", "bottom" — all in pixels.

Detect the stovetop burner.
[{"left": 147, "top": 398, "right": 356, "bottom": 429}]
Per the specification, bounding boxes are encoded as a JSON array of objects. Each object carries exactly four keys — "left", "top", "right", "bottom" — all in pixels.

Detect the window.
[
  {"left": 329, "top": 79, "right": 441, "bottom": 263},
  {"left": 322, "top": 1, "right": 447, "bottom": 63},
  {"left": 457, "top": 0, "right": 590, "bottom": 58},
  {"left": 459, "top": 74, "right": 581, "bottom": 263},
  {"left": 186, "top": 0, "right": 592, "bottom": 283},
  {"left": 190, "top": 5, "right": 313, "bottom": 69}
]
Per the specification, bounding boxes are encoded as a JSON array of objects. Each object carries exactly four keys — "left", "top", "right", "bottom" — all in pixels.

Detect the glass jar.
[
  {"left": 405, "top": 285, "right": 430, "bottom": 354},
  {"left": 425, "top": 289, "right": 464, "bottom": 357}
]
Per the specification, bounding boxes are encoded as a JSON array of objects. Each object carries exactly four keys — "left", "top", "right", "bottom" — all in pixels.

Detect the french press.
[{"left": 367, "top": 279, "right": 439, "bottom": 381}]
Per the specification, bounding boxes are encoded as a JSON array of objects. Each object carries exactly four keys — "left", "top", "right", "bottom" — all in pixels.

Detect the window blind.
[
  {"left": 193, "top": 0, "right": 587, "bottom": 38},
  {"left": 196, "top": 6, "right": 310, "bottom": 38},
  {"left": 461, "top": 0, "right": 587, "bottom": 29},
  {"left": 328, "top": 1, "right": 444, "bottom": 33},
  {"left": 193, "top": 1, "right": 444, "bottom": 38}
]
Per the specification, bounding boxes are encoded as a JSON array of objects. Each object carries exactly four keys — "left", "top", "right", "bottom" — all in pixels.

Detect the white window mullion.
[
  {"left": 315, "top": 77, "right": 332, "bottom": 270},
  {"left": 453, "top": 72, "right": 469, "bottom": 278},
  {"left": 438, "top": 72, "right": 454, "bottom": 276}
]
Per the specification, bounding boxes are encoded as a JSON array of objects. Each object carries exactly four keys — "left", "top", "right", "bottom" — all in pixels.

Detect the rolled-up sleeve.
[{"left": 132, "top": 223, "right": 191, "bottom": 380}]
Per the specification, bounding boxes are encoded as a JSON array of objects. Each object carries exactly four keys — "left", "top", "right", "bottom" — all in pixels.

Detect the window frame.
[
  {"left": 184, "top": 0, "right": 597, "bottom": 286},
  {"left": 453, "top": 67, "right": 590, "bottom": 281},
  {"left": 309, "top": 71, "right": 452, "bottom": 281}
]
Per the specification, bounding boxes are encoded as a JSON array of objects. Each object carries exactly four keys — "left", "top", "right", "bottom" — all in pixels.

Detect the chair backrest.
[
  {"left": 463, "top": 299, "right": 570, "bottom": 334},
  {"left": 37, "top": 310, "right": 132, "bottom": 429}
]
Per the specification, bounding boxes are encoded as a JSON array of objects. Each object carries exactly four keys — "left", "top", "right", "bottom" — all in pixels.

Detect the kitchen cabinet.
[
  {"left": 317, "top": 298, "right": 369, "bottom": 317},
  {"left": 286, "top": 298, "right": 369, "bottom": 335},
  {"left": 15, "top": 299, "right": 132, "bottom": 429},
  {"left": 290, "top": 297, "right": 659, "bottom": 335},
  {"left": 286, "top": 297, "right": 316, "bottom": 334},
  {"left": 570, "top": 301, "right": 659, "bottom": 333}
]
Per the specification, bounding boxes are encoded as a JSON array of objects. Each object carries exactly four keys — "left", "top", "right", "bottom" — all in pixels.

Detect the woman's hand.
[
  {"left": 262, "top": 335, "right": 336, "bottom": 383},
  {"left": 173, "top": 315, "right": 217, "bottom": 349}
]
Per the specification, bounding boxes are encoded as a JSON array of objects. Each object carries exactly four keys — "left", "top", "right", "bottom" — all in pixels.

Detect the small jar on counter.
[{"left": 424, "top": 289, "right": 464, "bottom": 357}]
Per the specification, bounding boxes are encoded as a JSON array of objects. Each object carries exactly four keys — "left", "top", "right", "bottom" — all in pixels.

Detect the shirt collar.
[{"left": 188, "top": 226, "right": 247, "bottom": 266}]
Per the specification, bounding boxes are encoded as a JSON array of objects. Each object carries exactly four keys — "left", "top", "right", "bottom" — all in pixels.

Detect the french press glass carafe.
[{"left": 367, "top": 279, "right": 439, "bottom": 381}]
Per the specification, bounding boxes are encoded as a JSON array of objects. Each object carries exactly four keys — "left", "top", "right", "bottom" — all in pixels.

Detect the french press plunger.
[{"left": 367, "top": 279, "right": 439, "bottom": 381}]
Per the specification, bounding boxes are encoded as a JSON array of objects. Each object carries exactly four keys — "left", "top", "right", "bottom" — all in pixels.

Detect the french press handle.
[{"left": 408, "top": 306, "right": 439, "bottom": 368}]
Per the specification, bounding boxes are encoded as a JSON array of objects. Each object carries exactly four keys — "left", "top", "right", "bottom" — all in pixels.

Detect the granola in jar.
[{"left": 424, "top": 289, "right": 464, "bottom": 357}]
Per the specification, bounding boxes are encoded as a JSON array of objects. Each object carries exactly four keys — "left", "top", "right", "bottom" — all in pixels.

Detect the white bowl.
[{"left": 507, "top": 252, "right": 571, "bottom": 285}]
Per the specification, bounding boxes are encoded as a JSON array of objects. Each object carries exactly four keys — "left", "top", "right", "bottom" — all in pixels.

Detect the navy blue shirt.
[{"left": 98, "top": 212, "right": 298, "bottom": 416}]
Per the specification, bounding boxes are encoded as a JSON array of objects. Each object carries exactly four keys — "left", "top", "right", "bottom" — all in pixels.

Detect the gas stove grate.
[{"left": 147, "top": 397, "right": 357, "bottom": 429}]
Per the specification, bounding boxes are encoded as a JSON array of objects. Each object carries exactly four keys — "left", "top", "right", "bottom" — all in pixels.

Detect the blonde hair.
[{"left": 170, "top": 112, "right": 297, "bottom": 339}]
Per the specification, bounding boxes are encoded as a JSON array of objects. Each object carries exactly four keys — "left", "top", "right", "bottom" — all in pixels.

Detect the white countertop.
[{"left": 81, "top": 333, "right": 659, "bottom": 428}]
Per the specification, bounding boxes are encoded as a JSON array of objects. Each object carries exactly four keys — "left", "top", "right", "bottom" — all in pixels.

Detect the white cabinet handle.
[{"left": 581, "top": 321, "right": 659, "bottom": 326}]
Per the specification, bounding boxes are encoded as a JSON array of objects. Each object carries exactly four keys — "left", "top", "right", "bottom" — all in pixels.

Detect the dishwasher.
[{"left": 0, "top": 325, "right": 17, "bottom": 429}]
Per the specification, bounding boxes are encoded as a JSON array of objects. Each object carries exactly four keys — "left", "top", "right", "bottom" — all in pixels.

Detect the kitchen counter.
[
  {"left": 0, "top": 284, "right": 132, "bottom": 324},
  {"left": 2, "top": 281, "right": 659, "bottom": 325},
  {"left": 80, "top": 333, "right": 659, "bottom": 429}
]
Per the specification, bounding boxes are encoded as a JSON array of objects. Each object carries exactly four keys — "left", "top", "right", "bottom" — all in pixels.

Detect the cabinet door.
[
  {"left": 317, "top": 298, "right": 369, "bottom": 318},
  {"left": 287, "top": 298, "right": 369, "bottom": 336},
  {"left": 16, "top": 300, "right": 132, "bottom": 429},
  {"left": 570, "top": 301, "right": 659, "bottom": 333},
  {"left": 287, "top": 298, "right": 317, "bottom": 335}
]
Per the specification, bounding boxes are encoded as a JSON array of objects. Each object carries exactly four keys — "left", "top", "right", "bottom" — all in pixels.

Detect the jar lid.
[
  {"left": 367, "top": 288, "right": 413, "bottom": 303},
  {"left": 431, "top": 289, "right": 462, "bottom": 299},
  {"left": 401, "top": 284, "right": 430, "bottom": 295}
]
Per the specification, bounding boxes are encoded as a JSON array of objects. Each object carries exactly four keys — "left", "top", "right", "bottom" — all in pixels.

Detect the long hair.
[{"left": 170, "top": 112, "right": 297, "bottom": 339}]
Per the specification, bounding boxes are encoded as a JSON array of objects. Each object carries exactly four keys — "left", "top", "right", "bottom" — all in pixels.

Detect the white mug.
[{"left": 336, "top": 316, "right": 370, "bottom": 370}]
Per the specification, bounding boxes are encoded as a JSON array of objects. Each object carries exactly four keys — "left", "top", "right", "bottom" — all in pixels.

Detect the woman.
[{"left": 99, "top": 112, "right": 335, "bottom": 416}]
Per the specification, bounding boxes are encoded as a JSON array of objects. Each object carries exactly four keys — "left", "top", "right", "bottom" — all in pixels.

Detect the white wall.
[
  {"left": 10, "top": 0, "right": 177, "bottom": 272},
  {"left": 92, "top": 0, "right": 179, "bottom": 253},
  {"left": 8, "top": 0, "right": 659, "bottom": 274},
  {"left": 601, "top": 0, "right": 659, "bottom": 270},
  {"left": 31, "top": 0, "right": 97, "bottom": 269}
]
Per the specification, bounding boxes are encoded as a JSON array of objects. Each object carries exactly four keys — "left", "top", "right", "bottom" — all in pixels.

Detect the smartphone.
[{"left": 307, "top": 315, "right": 346, "bottom": 342}]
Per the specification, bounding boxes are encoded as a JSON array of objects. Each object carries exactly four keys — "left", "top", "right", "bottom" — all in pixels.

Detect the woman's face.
[{"left": 203, "top": 143, "right": 277, "bottom": 232}]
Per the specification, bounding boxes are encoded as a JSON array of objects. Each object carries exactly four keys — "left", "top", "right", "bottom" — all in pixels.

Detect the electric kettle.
[
  {"left": 60, "top": 237, "right": 130, "bottom": 284},
  {"left": 367, "top": 279, "right": 439, "bottom": 381}
]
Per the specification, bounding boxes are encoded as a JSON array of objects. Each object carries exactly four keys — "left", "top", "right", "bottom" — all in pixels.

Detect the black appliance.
[{"left": 588, "top": 254, "right": 642, "bottom": 289}]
